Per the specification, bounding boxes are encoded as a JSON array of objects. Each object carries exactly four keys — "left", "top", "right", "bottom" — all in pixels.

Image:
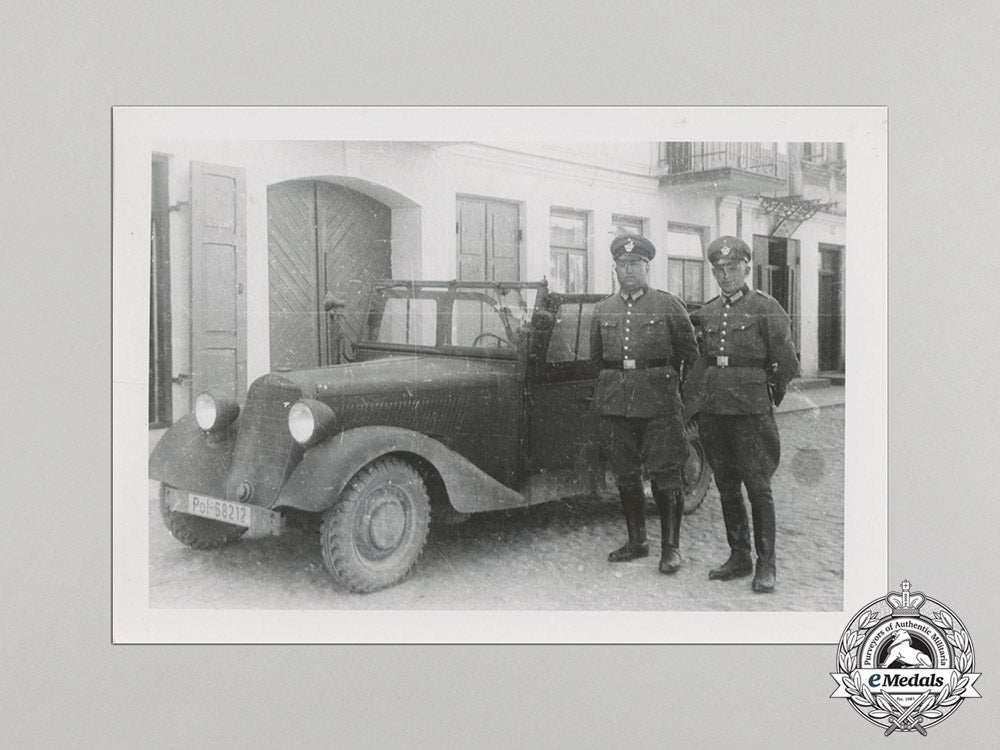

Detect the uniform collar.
[
  {"left": 620, "top": 286, "right": 647, "bottom": 303},
  {"left": 722, "top": 285, "right": 750, "bottom": 306}
]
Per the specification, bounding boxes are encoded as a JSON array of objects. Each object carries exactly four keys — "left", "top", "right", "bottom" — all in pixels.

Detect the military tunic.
[
  {"left": 589, "top": 286, "right": 698, "bottom": 488},
  {"left": 686, "top": 285, "right": 799, "bottom": 498},
  {"left": 688, "top": 286, "right": 799, "bottom": 415}
]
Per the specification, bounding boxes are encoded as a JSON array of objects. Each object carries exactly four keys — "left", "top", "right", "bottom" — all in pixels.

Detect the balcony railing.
[{"left": 659, "top": 142, "right": 789, "bottom": 180}]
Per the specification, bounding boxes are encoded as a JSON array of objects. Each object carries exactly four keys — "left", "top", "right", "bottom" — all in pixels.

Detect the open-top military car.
[{"left": 150, "top": 280, "right": 711, "bottom": 592}]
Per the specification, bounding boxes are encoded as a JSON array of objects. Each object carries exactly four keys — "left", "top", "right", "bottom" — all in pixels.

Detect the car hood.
[{"left": 275, "top": 354, "right": 518, "bottom": 402}]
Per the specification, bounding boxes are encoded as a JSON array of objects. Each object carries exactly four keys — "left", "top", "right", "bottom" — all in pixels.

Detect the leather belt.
[
  {"left": 705, "top": 355, "right": 765, "bottom": 368},
  {"left": 603, "top": 358, "right": 670, "bottom": 370}
]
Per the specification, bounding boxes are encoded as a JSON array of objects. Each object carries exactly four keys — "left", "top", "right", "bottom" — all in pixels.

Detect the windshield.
[{"left": 366, "top": 283, "right": 539, "bottom": 352}]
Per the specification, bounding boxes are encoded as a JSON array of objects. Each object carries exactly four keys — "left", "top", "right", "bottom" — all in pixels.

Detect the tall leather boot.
[
  {"left": 653, "top": 487, "right": 684, "bottom": 574},
  {"left": 750, "top": 496, "right": 776, "bottom": 593},
  {"left": 708, "top": 492, "right": 753, "bottom": 580},
  {"left": 608, "top": 482, "right": 648, "bottom": 562}
]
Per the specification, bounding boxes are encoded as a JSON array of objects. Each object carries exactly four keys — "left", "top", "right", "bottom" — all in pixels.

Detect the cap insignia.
[
  {"left": 721, "top": 245, "right": 731, "bottom": 256},
  {"left": 623, "top": 238, "right": 635, "bottom": 253}
]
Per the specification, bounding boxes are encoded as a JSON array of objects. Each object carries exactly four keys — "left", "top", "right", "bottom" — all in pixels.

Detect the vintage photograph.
[{"left": 114, "top": 107, "right": 886, "bottom": 643}]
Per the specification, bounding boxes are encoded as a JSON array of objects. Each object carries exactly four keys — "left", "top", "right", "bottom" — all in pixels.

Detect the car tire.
[
  {"left": 320, "top": 456, "right": 431, "bottom": 593},
  {"left": 158, "top": 484, "right": 247, "bottom": 549},
  {"left": 682, "top": 419, "right": 711, "bottom": 515}
]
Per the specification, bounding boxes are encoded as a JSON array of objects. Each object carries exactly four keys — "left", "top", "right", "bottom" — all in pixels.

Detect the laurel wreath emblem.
[{"left": 837, "top": 608, "right": 975, "bottom": 727}]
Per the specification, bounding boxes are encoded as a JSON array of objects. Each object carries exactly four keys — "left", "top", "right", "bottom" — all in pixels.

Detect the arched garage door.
[{"left": 268, "top": 180, "right": 391, "bottom": 370}]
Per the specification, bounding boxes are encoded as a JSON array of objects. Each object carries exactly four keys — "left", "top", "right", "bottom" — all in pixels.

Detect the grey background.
[{"left": 3, "top": 2, "right": 996, "bottom": 747}]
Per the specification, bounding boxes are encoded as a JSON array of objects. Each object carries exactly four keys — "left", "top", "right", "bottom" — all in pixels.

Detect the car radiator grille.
[{"left": 226, "top": 375, "right": 304, "bottom": 508}]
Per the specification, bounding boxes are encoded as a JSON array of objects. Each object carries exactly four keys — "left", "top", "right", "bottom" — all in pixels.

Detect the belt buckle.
[
  {"left": 716, "top": 355, "right": 729, "bottom": 367},
  {"left": 623, "top": 359, "right": 636, "bottom": 370}
]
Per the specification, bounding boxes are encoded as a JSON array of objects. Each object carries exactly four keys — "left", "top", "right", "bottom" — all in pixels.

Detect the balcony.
[{"left": 658, "top": 142, "right": 789, "bottom": 197}]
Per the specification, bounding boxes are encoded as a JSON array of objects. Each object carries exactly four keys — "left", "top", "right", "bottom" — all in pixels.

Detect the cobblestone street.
[{"left": 148, "top": 394, "right": 844, "bottom": 612}]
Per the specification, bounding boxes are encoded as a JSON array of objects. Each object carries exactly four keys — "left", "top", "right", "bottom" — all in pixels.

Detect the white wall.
[{"left": 436, "top": 143, "right": 667, "bottom": 291}]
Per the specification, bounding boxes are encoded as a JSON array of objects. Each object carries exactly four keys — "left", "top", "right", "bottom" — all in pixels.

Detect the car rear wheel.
[
  {"left": 682, "top": 419, "right": 711, "bottom": 515},
  {"left": 320, "top": 456, "right": 431, "bottom": 593},
  {"left": 158, "top": 484, "right": 247, "bottom": 549}
]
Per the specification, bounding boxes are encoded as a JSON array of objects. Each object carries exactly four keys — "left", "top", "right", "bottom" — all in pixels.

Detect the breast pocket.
[
  {"left": 638, "top": 316, "right": 672, "bottom": 357},
  {"left": 728, "top": 315, "right": 765, "bottom": 357},
  {"left": 599, "top": 319, "right": 621, "bottom": 357}
]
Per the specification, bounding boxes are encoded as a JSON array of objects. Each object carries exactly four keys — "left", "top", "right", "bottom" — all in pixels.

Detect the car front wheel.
[{"left": 320, "top": 456, "right": 431, "bottom": 593}]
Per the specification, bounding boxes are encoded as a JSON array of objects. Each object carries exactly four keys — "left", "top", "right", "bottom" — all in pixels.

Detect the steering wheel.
[{"left": 471, "top": 331, "right": 509, "bottom": 348}]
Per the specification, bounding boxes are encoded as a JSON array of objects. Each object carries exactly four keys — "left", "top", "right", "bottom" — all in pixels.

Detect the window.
[
  {"left": 612, "top": 214, "right": 644, "bottom": 237},
  {"left": 549, "top": 210, "right": 589, "bottom": 293},
  {"left": 802, "top": 142, "right": 826, "bottom": 162},
  {"left": 668, "top": 259, "right": 705, "bottom": 305},
  {"left": 667, "top": 224, "right": 707, "bottom": 304}
]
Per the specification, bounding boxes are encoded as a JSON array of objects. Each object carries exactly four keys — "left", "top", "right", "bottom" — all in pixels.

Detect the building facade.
[{"left": 149, "top": 141, "right": 846, "bottom": 426}]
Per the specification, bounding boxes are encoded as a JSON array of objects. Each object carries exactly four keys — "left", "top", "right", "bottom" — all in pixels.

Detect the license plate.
[
  {"left": 189, "top": 493, "right": 252, "bottom": 526},
  {"left": 175, "top": 491, "right": 281, "bottom": 536}
]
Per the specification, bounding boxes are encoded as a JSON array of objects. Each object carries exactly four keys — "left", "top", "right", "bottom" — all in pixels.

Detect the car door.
[{"left": 524, "top": 293, "right": 605, "bottom": 504}]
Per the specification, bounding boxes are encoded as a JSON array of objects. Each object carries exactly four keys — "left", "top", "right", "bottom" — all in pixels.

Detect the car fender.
[
  {"left": 148, "top": 414, "right": 237, "bottom": 497},
  {"left": 275, "top": 426, "right": 526, "bottom": 514}
]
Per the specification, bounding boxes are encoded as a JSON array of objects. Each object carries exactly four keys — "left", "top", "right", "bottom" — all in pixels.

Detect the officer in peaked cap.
[
  {"left": 589, "top": 233, "right": 699, "bottom": 574},
  {"left": 684, "top": 235, "right": 799, "bottom": 593}
]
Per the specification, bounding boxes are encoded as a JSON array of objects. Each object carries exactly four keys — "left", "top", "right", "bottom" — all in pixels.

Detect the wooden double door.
[{"left": 268, "top": 181, "right": 391, "bottom": 370}]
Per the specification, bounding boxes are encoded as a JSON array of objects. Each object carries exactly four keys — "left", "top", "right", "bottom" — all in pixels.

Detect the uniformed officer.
[
  {"left": 589, "top": 233, "right": 699, "bottom": 574},
  {"left": 686, "top": 236, "right": 799, "bottom": 593}
]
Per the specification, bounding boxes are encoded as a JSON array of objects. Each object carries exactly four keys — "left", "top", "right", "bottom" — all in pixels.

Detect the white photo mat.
[{"left": 112, "top": 105, "right": 887, "bottom": 643}]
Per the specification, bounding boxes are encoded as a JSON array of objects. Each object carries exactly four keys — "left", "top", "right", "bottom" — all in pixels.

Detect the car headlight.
[
  {"left": 194, "top": 392, "right": 240, "bottom": 432},
  {"left": 288, "top": 399, "right": 336, "bottom": 447}
]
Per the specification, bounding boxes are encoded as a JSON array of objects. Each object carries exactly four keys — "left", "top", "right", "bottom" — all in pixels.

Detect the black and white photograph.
[
  {"left": 113, "top": 107, "right": 886, "bottom": 643},
  {"left": 9, "top": 2, "right": 1000, "bottom": 746}
]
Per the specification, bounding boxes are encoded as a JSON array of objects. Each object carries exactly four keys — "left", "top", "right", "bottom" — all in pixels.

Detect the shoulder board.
[
  {"left": 753, "top": 289, "right": 774, "bottom": 300},
  {"left": 651, "top": 287, "right": 682, "bottom": 302},
  {"left": 704, "top": 295, "right": 721, "bottom": 305}
]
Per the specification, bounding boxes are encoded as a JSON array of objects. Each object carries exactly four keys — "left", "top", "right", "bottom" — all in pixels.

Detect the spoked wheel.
[
  {"left": 320, "top": 456, "right": 431, "bottom": 593},
  {"left": 682, "top": 419, "right": 712, "bottom": 515}
]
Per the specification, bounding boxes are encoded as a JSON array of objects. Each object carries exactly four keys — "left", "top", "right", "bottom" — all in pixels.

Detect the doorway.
[
  {"left": 267, "top": 181, "right": 391, "bottom": 370},
  {"left": 818, "top": 244, "right": 845, "bottom": 372},
  {"left": 149, "top": 155, "right": 172, "bottom": 426},
  {"left": 753, "top": 235, "right": 801, "bottom": 352}
]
